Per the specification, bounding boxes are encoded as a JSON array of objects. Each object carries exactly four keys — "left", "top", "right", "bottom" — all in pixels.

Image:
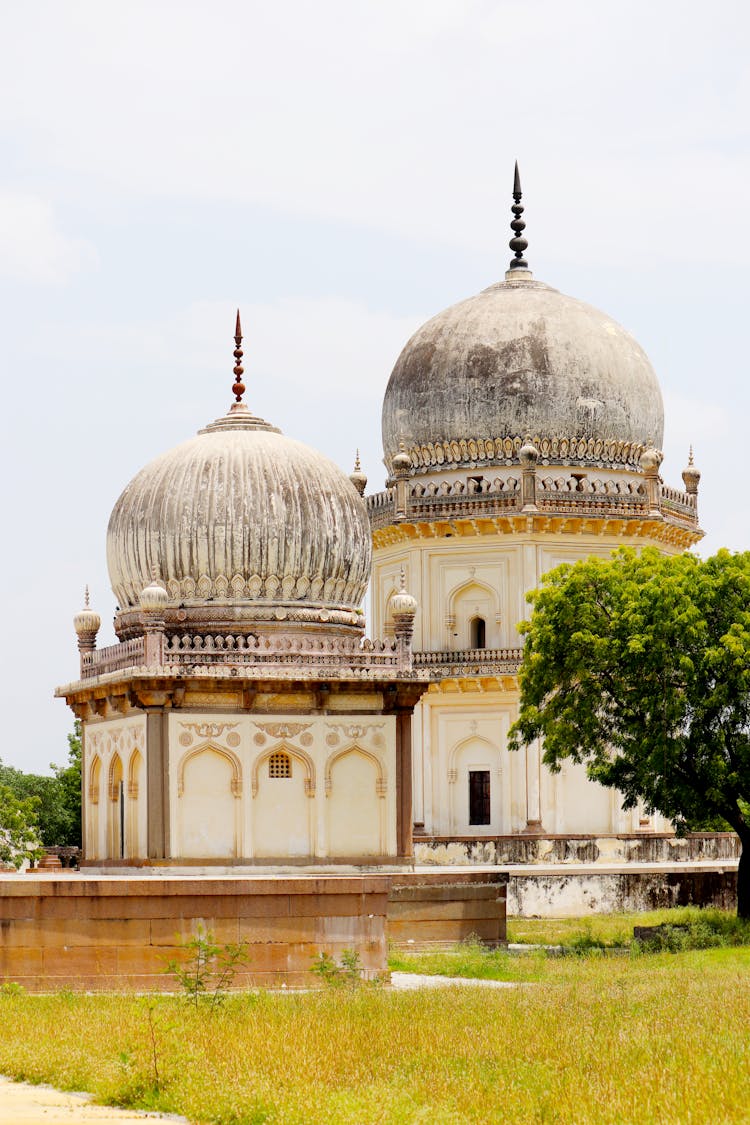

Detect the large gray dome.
[
  {"left": 107, "top": 403, "right": 371, "bottom": 639},
  {"left": 382, "top": 275, "right": 664, "bottom": 476}
]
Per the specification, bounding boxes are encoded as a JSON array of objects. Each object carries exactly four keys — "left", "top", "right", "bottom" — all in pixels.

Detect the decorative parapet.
[
  {"left": 81, "top": 638, "right": 145, "bottom": 678},
  {"left": 414, "top": 648, "right": 524, "bottom": 674},
  {"left": 367, "top": 471, "right": 701, "bottom": 535},
  {"left": 77, "top": 632, "right": 423, "bottom": 682}
]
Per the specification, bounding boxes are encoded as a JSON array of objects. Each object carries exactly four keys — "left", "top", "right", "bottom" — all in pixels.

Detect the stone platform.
[
  {"left": 0, "top": 870, "right": 509, "bottom": 990},
  {"left": 0, "top": 874, "right": 390, "bottom": 991}
]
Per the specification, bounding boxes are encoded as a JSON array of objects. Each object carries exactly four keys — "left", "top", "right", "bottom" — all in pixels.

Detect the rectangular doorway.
[{"left": 468, "top": 769, "right": 491, "bottom": 826}]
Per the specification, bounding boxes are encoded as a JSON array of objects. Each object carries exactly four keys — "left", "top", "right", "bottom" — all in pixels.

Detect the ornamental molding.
[
  {"left": 252, "top": 721, "right": 313, "bottom": 741},
  {"left": 324, "top": 722, "right": 385, "bottom": 746},
  {"left": 178, "top": 721, "right": 240, "bottom": 746},
  {"left": 393, "top": 433, "right": 651, "bottom": 473},
  {"left": 373, "top": 514, "right": 702, "bottom": 551}
]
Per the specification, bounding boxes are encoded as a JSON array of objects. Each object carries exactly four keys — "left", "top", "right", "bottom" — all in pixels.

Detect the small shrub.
[
  {"left": 0, "top": 982, "right": 25, "bottom": 997},
  {"left": 165, "top": 925, "right": 248, "bottom": 1008},
  {"left": 310, "top": 948, "right": 363, "bottom": 987}
]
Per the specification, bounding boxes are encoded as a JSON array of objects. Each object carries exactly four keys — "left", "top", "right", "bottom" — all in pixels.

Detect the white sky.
[{"left": 1, "top": 0, "right": 748, "bottom": 772}]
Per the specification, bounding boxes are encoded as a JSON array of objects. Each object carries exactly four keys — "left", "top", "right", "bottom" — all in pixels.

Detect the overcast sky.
[{"left": 1, "top": 0, "right": 748, "bottom": 772}]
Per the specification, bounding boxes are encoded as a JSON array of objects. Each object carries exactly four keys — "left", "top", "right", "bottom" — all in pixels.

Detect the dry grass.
[{"left": 1, "top": 948, "right": 749, "bottom": 1124}]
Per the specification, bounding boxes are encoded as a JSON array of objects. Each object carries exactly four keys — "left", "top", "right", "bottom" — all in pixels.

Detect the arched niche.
[
  {"left": 86, "top": 755, "right": 102, "bottom": 859},
  {"left": 251, "top": 743, "right": 315, "bottom": 858},
  {"left": 107, "top": 753, "right": 124, "bottom": 860},
  {"left": 250, "top": 744, "right": 315, "bottom": 799},
  {"left": 126, "top": 749, "right": 145, "bottom": 859},
  {"left": 447, "top": 579, "right": 498, "bottom": 650},
  {"left": 177, "top": 743, "right": 242, "bottom": 859},
  {"left": 325, "top": 744, "right": 386, "bottom": 857},
  {"left": 448, "top": 735, "right": 503, "bottom": 835}
]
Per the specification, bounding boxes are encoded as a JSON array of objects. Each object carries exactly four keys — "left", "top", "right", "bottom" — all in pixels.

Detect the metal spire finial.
[
  {"left": 354, "top": 448, "right": 361, "bottom": 471},
  {"left": 508, "top": 160, "right": 529, "bottom": 272},
  {"left": 232, "top": 309, "right": 245, "bottom": 403},
  {"left": 688, "top": 445, "right": 694, "bottom": 466},
  {"left": 84, "top": 585, "right": 90, "bottom": 608}
]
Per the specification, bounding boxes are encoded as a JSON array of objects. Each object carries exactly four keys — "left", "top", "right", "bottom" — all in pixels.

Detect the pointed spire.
[
  {"left": 508, "top": 160, "right": 529, "bottom": 272},
  {"left": 349, "top": 448, "right": 367, "bottom": 496},
  {"left": 84, "top": 584, "right": 90, "bottom": 608},
  {"left": 231, "top": 309, "right": 245, "bottom": 403},
  {"left": 688, "top": 444, "right": 694, "bottom": 467}
]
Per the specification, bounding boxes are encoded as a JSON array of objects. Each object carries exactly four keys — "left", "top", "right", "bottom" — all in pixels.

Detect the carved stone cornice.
[
  {"left": 388, "top": 432, "right": 650, "bottom": 478},
  {"left": 373, "top": 513, "right": 702, "bottom": 550}
]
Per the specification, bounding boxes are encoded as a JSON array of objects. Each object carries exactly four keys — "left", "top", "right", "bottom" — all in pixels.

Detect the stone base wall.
[
  {"left": 509, "top": 867, "right": 738, "bottom": 917},
  {"left": 0, "top": 875, "right": 390, "bottom": 991},
  {"left": 387, "top": 871, "right": 507, "bottom": 947},
  {"left": 415, "top": 833, "right": 740, "bottom": 867}
]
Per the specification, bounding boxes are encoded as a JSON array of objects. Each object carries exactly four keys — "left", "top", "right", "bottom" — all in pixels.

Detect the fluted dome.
[
  {"left": 382, "top": 275, "right": 664, "bottom": 477},
  {"left": 107, "top": 403, "right": 371, "bottom": 639}
]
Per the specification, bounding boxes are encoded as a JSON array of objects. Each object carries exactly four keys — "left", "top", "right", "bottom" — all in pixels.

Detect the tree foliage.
[
  {"left": 0, "top": 723, "right": 82, "bottom": 849},
  {"left": 508, "top": 548, "right": 750, "bottom": 917},
  {"left": 0, "top": 785, "right": 43, "bottom": 869}
]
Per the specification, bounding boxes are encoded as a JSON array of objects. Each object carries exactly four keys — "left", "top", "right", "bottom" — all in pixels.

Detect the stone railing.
[
  {"left": 414, "top": 648, "right": 524, "bottom": 672},
  {"left": 81, "top": 637, "right": 145, "bottom": 679},
  {"left": 367, "top": 470, "right": 700, "bottom": 531},
  {"left": 78, "top": 633, "right": 411, "bottom": 680},
  {"left": 163, "top": 633, "right": 400, "bottom": 669},
  {"left": 536, "top": 491, "right": 649, "bottom": 516},
  {"left": 660, "top": 484, "right": 696, "bottom": 520}
]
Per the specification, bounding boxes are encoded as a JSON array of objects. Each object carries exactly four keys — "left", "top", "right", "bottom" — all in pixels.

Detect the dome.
[
  {"left": 107, "top": 402, "right": 371, "bottom": 639},
  {"left": 381, "top": 275, "right": 664, "bottom": 477}
]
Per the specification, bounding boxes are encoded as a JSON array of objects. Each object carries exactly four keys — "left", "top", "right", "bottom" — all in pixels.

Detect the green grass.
[
  {"left": 508, "top": 906, "right": 750, "bottom": 949},
  {"left": 1, "top": 948, "right": 750, "bottom": 1123}
]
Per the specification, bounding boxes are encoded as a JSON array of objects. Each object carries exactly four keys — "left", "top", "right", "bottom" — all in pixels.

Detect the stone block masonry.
[{"left": 0, "top": 875, "right": 391, "bottom": 991}]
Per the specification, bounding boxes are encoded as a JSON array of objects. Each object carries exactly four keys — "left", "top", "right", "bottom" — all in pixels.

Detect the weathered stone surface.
[
  {"left": 107, "top": 404, "right": 371, "bottom": 630},
  {"left": 382, "top": 277, "right": 664, "bottom": 476}
]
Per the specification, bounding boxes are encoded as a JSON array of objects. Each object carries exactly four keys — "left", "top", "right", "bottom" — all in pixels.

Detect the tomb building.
[
  {"left": 367, "top": 167, "right": 703, "bottom": 840},
  {"left": 57, "top": 315, "right": 427, "bottom": 867}
]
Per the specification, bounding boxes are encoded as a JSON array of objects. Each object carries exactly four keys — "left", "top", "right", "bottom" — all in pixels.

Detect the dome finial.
[
  {"left": 349, "top": 448, "right": 367, "bottom": 496},
  {"left": 84, "top": 584, "right": 90, "bottom": 608},
  {"left": 232, "top": 309, "right": 246, "bottom": 403},
  {"left": 508, "top": 160, "right": 529, "bottom": 273}
]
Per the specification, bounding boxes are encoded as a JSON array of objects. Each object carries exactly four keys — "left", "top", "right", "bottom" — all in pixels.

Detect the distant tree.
[
  {"left": 0, "top": 723, "right": 82, "bottom": 849},
  {"left": 508, "top": 548, "right": 750, "bottom": 918},
  {"left": 0, "top": 784, "right": 43, "bottom": 869}
]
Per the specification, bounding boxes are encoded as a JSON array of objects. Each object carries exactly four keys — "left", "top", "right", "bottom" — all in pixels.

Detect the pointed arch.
[
  {"left": 325, "top": 743, "right": 386, "bottom": 856},
  {"left": 107, "top": 753, "right": 124, "bottom": 859},
  {"left": 447, "top": 578, "right": 499, "bottom": 650},
  {"left": 177, "top": 743, "right": 242, "bottom": 858},
  {"left": 251, "top": 743, "right": 315, "bottom": 798},
  {"left": 446, "top": 577, "right": 498, "bottom": 617},
  {"left": 447, "top": 734, "right": 497, "bottom": 775},
  {"left": 127, "top": 748, "right": 142, "bottom": 799},
  {"left": 126, "top": 748, "right": 145, "bottom": 859},
  {"left": 108, "top": 753, "right": 123, "bottom": 803},
  {"left": 88, "top": 755, "right": 102, "bottom": 804},
  {"left": 324, "top": 743, "right": 387, "bottom": 798},
  {"left": 177, "top": 742, "right": 242, "bottom": 798}
]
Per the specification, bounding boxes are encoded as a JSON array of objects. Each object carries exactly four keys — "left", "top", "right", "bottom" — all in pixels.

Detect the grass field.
[{"left": 0, "top": 922, "right": 749, "bottom": 1124}]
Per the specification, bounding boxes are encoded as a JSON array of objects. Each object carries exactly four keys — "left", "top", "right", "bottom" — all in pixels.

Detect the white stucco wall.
[{"left": 373, "top": 529, "right": 676, "bottom": 837}]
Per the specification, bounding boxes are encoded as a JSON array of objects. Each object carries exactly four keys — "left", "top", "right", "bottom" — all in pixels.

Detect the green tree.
[
  {"left": 508, "top": 548, "right": 750, "bottom": 918},
  {"left": 0, "top": 784, "right": 43, "bottom": 869},
  {"left": 0, "top": 723, "right": 82, "bottom": 849}
]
